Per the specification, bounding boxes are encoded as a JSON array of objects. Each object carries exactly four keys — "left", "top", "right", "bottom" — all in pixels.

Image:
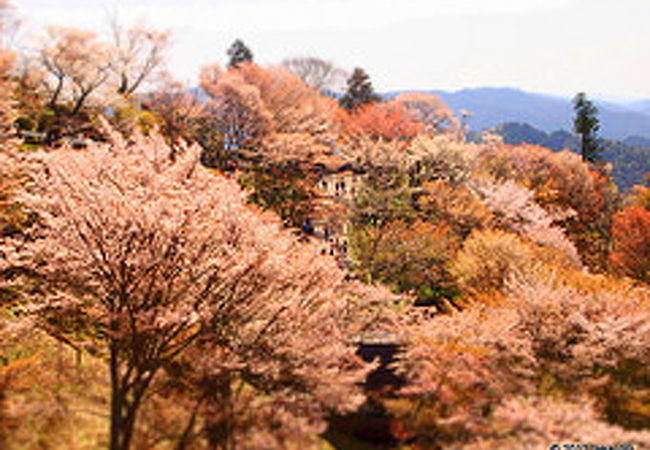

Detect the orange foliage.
[
  {"left": 450, "top": 229, "right": 536, "bottom": 298},
  {"left": 0, "top": 1, "right": 14, "bottom": 140},
  {"left": 418, "top": 180, "right": 492, "bottom": 237},
  {"left": 609, "top": 206, "right": 650, "bottom": 283},
  {"left": 0, "top": 351, "right": 41, "bottom": 440},
  {"left": 339, "top": 93, "right": 458, "bottom": 144},
  {"left": 563, "top": 168, "right": 619, "bottom": 272},
  {"left": 631, "top": 184, "right": 650, "bottom": 210},
  {"left": 200, "top": 62, "right": 340, "bottom": 161},
  {"left": 341, "top": 101, "right": 422, "bottom": 142},
  {"left": 393, "top": 92, "right": 459, "bottom": 133}
]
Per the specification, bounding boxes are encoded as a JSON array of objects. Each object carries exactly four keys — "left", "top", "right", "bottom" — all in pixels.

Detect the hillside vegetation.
[
  {"left": 493, "top": 121, "right": 650, "bottom": 191},
  {"left": 1, "top": 3, "right": 650, "bottom": 449}
]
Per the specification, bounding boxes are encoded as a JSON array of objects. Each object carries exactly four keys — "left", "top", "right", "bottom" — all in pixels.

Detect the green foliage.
[
  {"left": 602, "top": 142, "right": 650, "bottom": 192},
  {"left": 599, "top": 358, "right": 650, "bottom": 430},
  {"left": 352, "top": 168, "right": 414, "bottom": 226},
  {"left": 349, "top": 169, "right": 464, "bottom": 310},
  {"left": 0, "top": 204, "right": 35, "bottom": 237},
  {"left": 339, "top": 68, "right": 381, "bottom": 111},
  {"left": 351, "top": 219, "right": 460, "bottom": 310},
  {"left": 108, "top": 103, "right": 160, "bottom": 138},
  {"left": 573, "top": 92, "right": 603, "bottom": 162},
  {"left": 495, "top": 121, "right": 548, "bottom": 146},
  {"left": 13, "top": 116, "right": 35, "bottom": 131},
  {"left": 239, "top": 162, "right": 316, "bottom": 228},
  {"left": 226, "top": 38, "right": 254, "bottom": 69}
]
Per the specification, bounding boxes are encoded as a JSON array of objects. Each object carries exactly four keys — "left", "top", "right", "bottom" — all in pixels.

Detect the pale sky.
[{"left": 13, "top": 0, "right": 650, "bottom": 99}]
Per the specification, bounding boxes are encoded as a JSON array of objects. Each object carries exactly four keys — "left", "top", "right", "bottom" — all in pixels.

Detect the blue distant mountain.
[
  {"left": 625, "top": 99, "right": 650, "bottom": 116},
  {"left": 385, "top": 87, "right": 650, "bottom": 140}
]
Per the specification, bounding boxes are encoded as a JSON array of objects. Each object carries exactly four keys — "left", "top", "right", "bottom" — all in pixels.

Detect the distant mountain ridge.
[
  {"left": 625, "top": 99, "right": 650, "bottom": 116},
  {"left": 385, "top": 87, "right": 650, "bottom": 140}
]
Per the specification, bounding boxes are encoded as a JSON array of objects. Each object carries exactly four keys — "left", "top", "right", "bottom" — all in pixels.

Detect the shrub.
[
  {"left": 391, "top": 268, "right": 650, "bottom": 447},
  {"left": 609, "top": 206, "right": 650, "bottom": 283},
  {"left": 449, "top": 229, "right": 535, "bottom": 298}
]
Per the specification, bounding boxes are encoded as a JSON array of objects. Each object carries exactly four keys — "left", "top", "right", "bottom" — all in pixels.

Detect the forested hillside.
[
  {"left": 1, "top": 2, "right": 650, "bottom": 449},
  {"left": 493, "top": 122, "right": 650, "bottom": 191}
]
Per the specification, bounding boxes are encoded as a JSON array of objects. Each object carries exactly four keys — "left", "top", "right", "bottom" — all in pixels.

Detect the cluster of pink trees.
[
  {"left": 392, "top": 266, "right": 650, "bottom": 447},
  {"left": 1, "top": 118, "right": 397, "bottom": 449},
  {"left": 2, "top": 2, "right": 650, "bottom": 447}
]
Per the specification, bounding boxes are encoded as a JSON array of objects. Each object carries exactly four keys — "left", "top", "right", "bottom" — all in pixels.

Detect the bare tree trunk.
[
  {"left": 71, "top": 90, "right": 91, "bottom": 117},
  {"left": 175, "top": 395, "right": 205, "bottom": 450},
  {"left": 109, "top": 338, "right": 123, "bottom": 450},
  {"left": 48, "top": 77, "right": 63, "bottom": 112},
  {"left": 205, "top": 375, "right": 235, "bottom": 450}
]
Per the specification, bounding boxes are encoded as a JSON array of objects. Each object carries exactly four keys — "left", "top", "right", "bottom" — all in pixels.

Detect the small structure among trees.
[{"left": 309, "top": 154, "right": 366, "bottom": 261}]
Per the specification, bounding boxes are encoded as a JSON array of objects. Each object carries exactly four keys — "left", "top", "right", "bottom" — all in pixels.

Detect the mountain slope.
[
  {"left": 625, "top": 99, "right": 650, "bottom": 116},
  {"left": 386, "top": 88, "right": 650, "bottom": 140}
]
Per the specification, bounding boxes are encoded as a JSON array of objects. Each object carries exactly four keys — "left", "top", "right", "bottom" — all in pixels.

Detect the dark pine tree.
[
  {"left": 339, "top": 67, "right": 381, "bottom": 111},
  {"left": 226, "top": 39, "right": 253, "bottom": 69},
  {"left": 573, "top": 92, "right": 603, "bottom": 163}
]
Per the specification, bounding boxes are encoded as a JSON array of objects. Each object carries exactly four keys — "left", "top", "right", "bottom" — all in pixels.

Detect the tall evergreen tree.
[
  {"left": 573, "top": 92, "right": 602, "bottom": 162},
  {"left": 226, "top": 38, "right": 253, "bottom": 69},
  {"left": 339, "top": 67, "right": 381, "bottom": 111}
]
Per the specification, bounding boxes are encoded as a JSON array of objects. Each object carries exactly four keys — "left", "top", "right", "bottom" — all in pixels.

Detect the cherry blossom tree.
[
  {"left": 38, "top": 26, "right": 112, "bottom": 115},
  {"left": 0, "top": 16, "right": 14, "bottom": 142},
  {"left": 472, "top": 179, "right": 581, "bottom": 267},
  {"left": 8, "top": 120, "right": 382, "bottom": 450},
  {"left": 145, "top": 73, "right": 205, "bottom": 145},
  {"left": 199, "top": 63, "right": 269, "bottom": 151},
  {"left": 392, "top": 267, "right": 650, "bottom": 447},
  {"left": 235, "top": 63, "right": 340, "bottom": 159},
  {"left": 281, "top": 56, "right": 347, "bottom": 92},
  {"left": 164, "top": 277, "right": 394, "bottom": 450},
  {"left": 476, "top": 144, "right": 619, "bottom": 272},
  {"left": 108, "top": 16, "right": 171, "bottom": 95},
  {"left": 393, "top": 92, "right": 459, "bottom": 134}
]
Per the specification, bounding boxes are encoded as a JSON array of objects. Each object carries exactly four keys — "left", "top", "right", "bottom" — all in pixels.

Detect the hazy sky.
[{"left": 14, "top": 0, "right": 650, "bottom": 99}]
